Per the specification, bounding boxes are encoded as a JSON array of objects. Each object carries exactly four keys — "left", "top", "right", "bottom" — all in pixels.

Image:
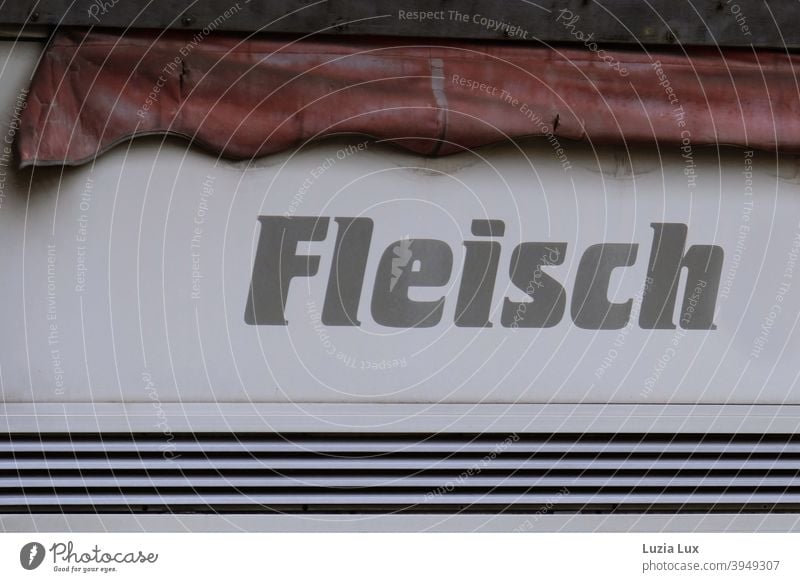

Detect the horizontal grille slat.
[
  {"left": 1, "top": 433, "right": 799, "bottom": 513},
  {"left": 4, "top": 439, "right": 800, "bottom": 454},
  {"left": 3, "top": 476, "right": 799, "bottom": 488},
  {"left": 5, "top": 459, "right": 800, "bottom": 470},
  {"left": 3, "top": 493, "right": 800, "bottom": 507}
]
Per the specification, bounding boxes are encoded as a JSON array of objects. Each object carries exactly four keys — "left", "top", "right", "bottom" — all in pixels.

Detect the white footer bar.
[{"left": 2, "top": 532, "right": 800, "bottom": 581}]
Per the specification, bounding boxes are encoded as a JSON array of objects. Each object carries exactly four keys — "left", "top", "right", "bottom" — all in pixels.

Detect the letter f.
[{"left": 245, "top": 216, "right": 329, "bottom": 325}]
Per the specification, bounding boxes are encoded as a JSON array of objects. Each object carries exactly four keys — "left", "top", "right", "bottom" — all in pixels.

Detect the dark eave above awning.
[{"left": 1, "top": 0, "right": 800, "bottom": 48}]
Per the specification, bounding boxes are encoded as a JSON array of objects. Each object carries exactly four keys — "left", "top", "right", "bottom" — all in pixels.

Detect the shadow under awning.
[{"left": 17, "top": 28, "right": 800, "bottom": 167}]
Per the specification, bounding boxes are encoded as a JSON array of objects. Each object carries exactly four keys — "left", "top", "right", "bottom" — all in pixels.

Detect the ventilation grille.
[{"left": 2, "top": 433, "right": 800, "bottom": 513}]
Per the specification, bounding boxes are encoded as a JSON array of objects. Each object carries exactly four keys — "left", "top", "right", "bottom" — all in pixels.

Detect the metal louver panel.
[{"left": 2, "top": 433, "right": 800, "bottom": 513}]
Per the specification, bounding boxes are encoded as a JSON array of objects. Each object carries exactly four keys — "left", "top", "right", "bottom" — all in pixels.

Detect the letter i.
[{"left": 455, "top": 219, "right": 505, "bottom": 327}]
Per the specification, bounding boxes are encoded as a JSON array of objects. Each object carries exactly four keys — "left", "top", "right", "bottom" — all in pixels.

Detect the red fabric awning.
[{"left": 17, "top": 29, "right": 800, "bottom": 166}]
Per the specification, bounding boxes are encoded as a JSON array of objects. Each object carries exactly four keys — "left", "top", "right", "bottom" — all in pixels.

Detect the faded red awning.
[{"left": 18, "top": 29, "right": 800, "bottom": 166}]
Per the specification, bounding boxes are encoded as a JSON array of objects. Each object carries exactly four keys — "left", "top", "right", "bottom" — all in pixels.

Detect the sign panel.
[{"left": 0, "top": 49, "right": 798, "bottom": 405}]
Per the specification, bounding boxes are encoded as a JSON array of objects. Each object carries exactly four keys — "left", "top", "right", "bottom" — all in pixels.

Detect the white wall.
[{"left": 0, "top": 42, "right": 798, "bottom": 406}]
